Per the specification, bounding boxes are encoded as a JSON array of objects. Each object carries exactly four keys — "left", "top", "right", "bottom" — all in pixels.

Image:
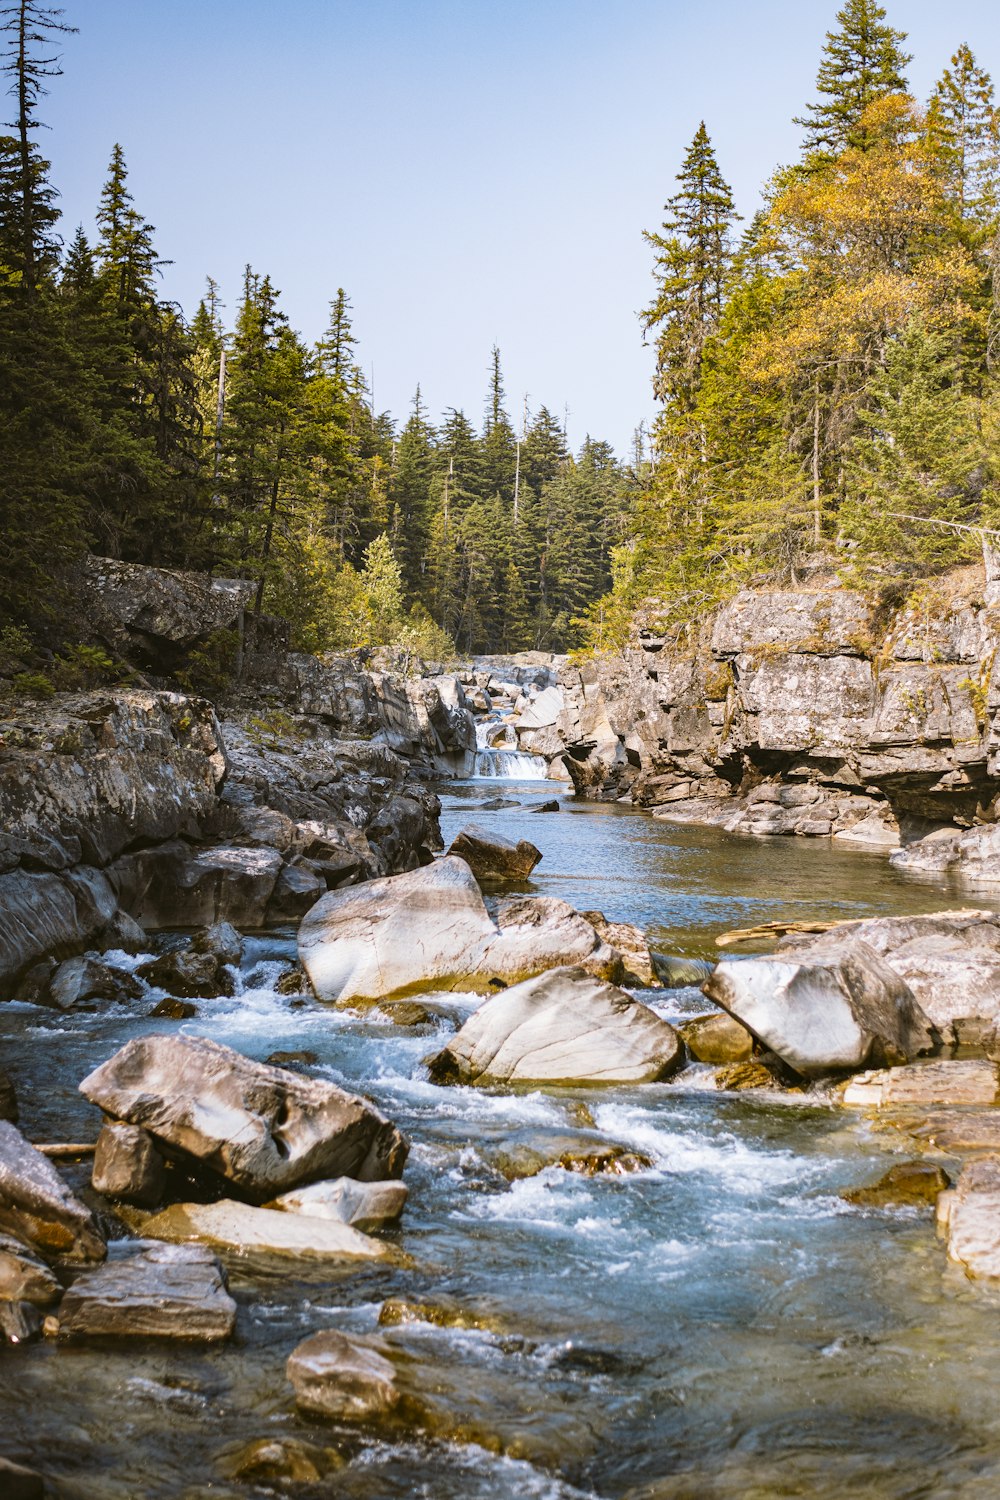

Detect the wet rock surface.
[
  {"left": 446, "top": 823, "right": 542, "bottom": 881},
  {"left": 91, "top": 1122, "right": 164, "bottom": 1207},
  {"left": 427, "top": 965, "right": 682, "bottom": 1086},
  {"left": 0, "top": 1234, "right": 62, "bottom": 1305},
  {"left": 141, "top": 1200, "right": 389, "bottom": 1261},
  {"left": 270, "top": 1177, "right": 408, "bottom": 1230},
  {"left": 58, "top": 1243, "right": 236, "bottom": 1340},
  {"left": 80, "top": 1034, "right": 408, "bottom": 1198},
  {"left": 0, "top": 1121, "right": 105, "bottom": 1265}
]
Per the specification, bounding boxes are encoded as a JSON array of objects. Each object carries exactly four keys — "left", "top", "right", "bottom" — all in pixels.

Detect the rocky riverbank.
[{"left": 461, "top": 565, "right": 1000, "bottom": 888}]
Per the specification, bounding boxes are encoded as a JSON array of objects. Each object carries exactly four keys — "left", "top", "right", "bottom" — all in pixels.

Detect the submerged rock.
[
  {"left": 287, "top": 1329, "right": 406, "bottom": 1423},
  {"left": 225, "top": 1437, "right": 344, "bottom": 1484},
  {"left": 91, "top": 1123, "right": 164, "bottom": 1208},
  {"left": 141, "top": 1200, "right": 390, "bottom": 1261},
  {"left": 0, "top": 1300, "right": 42, "bottom": 1343},
  {"left": 79, "top": 1034, "right": 407, "bottom": 1200},
  {"left": 270, "top": 1177, "right": 408, "bottom": 1231},
  {"left": 136, "top": 948, "right": 226, "bottom": 999},
  {"left": 0, "top": 1121, "right": 105, "bottom": 1265},
  {"left": 58, "top": 1243, "right": 236, "bottom": 1340},
  {"left": 298, "top": 856, "right": 621, "bottom": 1005},
  {"left": 377, "top": 1297, "right": 504, "bottom": 1332},
  {"left": 704, "top": 943, "right": 935, "bottom": 1078},
  {"left": 447, "top": 824, "right": 542, "bottom": 881},
  {"left": 426, "top": 965, "right": 682, "bottom": 1086},
  {"left": 488, "top": 1130, "right": 654, "bottom": 1180},
  {"left": 651, "top": 953, "right": 715, "bottom": 988},
  {"left": 149, "top": 997, "right": 197, "bottom": 1019},
  {"left": 843, "top": 1161, "right": 950, "bottom": 1208}
]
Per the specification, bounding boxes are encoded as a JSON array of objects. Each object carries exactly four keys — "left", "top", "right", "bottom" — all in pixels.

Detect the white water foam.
[{"left": 474, "top": 718, "right": 548, "bottom": 779}]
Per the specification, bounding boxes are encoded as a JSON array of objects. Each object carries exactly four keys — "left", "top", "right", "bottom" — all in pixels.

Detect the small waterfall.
[{"left": 474, "top": 717, "right": 548, "bottom": 779}]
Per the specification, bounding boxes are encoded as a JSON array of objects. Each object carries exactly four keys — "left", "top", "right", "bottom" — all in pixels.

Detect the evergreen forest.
[
  {"left": 592, "top": 0, "right": 1000, "bottom": 646},
  {"left": 3, "top": 0, "right": 1000, "bottom": 670}
]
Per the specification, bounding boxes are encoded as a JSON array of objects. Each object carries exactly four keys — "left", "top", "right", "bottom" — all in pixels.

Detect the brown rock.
[
  {"left": 0, "top": 1234, "right": 62, "bottom": 1305},
  {"left": 680, "top": 1012, "right": 753, "bottom": 1064},
  {"left": 286, "top": 1328, "right": 406, "bottom": 1423},
  {"left": 58, "top": 1243, "right": 236, "bottom": 1340},
  {"left": 843, "top": 1160, "right": 950, "bottom": 1207},
  {"left": 0, "top": 1121, "right": 105, "bottom": 1265},
  {"left": 0, "top": 1456, "right": 45, "bottom": 1498},
  {"left": 91, "top": 1122, "right": 164, "bottom": 1208},
  {"left": 149, "top": 997, "right": 197, "bottom": 1019},
  {"left": 447, "top": 823, "right": 542, "bottom": 881}
]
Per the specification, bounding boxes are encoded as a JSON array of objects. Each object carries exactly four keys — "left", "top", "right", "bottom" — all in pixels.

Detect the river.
[{"left": 2, "top": 774, "right": 1000, "bottom": 1499}]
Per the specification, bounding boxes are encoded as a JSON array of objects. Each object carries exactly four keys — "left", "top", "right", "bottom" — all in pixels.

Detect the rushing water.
[
  {"left": 474, "top": 717, "right": 549, "bottom": 779},
  {"left": 3, "top": 779, "right": 1000, "bottom": 1499}
]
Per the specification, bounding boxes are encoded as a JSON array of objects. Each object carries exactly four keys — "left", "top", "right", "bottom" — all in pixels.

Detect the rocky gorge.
[{"left": 7, "top": 559, "right": 1000, "bottom": 1497}]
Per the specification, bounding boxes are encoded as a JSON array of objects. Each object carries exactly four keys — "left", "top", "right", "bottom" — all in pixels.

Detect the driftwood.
[
  {"left": 32, "top": 1142, "right": 98, "bottom": 1157},
  {"left": 715, "top": 918, "right": 846, "bottom": 949}
]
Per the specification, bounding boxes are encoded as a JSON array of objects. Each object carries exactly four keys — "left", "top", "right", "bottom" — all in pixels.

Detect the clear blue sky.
[{"left": 36, "top": 0, "right": 1000, "bottom": 453}]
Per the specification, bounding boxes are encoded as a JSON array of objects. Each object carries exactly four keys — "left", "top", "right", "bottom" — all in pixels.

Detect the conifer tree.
[
  {"left": 796, "top": 0, "right": 911, "bottom": 159},
  {"left": 481, "top": 345, "right": 517, "bottom": 501},
  {"left": 928, "top": 44, "right": 998, "bottom": 224},
  {"left": 643, "top": 123, "right": 738, "bottom": 412}
]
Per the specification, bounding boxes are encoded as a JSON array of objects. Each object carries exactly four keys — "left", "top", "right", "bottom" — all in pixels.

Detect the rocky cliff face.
[{"left": 485, "top": 577, "right": 1000, "bottom": 880}]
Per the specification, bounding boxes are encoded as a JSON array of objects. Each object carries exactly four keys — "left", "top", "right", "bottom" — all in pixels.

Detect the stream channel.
[{"left": 3, "top": 773, "right": 1000, "bottom": 1499}]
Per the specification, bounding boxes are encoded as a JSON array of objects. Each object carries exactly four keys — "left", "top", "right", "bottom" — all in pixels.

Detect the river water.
[{"left": 3, "top": 777, "right": 1000, "bottom": 1499}]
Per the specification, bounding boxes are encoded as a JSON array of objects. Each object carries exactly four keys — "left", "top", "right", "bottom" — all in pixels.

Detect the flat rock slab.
[
  {"left": 906, "top": 1112, "right": 1000, "bottom": 1155},
  {"left": 705, "top": 943, "right": 934, "bottom": 1078},
  {"left": 271, "top": 1178, "right": 408, "bottom": 1230},
  {"left": 298, "top": 856, "right": 618, "bottom": 1005},
  {"left": 842, "top": 1061, "right": 1000, "bottom": 1110},
  {"left": 939, "top": 1158, "right": 1000, "bottom": 1279},
  {"left": 427, "top": 965, "right": 682, "bottom": 1086},
  {"left": 79, "top": 1033, "right": 407, "bottom": 1200},
  {"left": 447, "top": 825, "right": 542, "bottom": 881},
  {"left": 59, "top": 1243, "right": 236, "bottom": 1340},
  {"left": 141, "top": 1200, "right": 389, "bottom": 1261},
  {"left": 0, "top": 1120, "right": 105, "bottom": 1265}
]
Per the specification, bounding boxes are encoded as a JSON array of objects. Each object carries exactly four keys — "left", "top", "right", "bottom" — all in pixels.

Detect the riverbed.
[{"left": 3, "top": 777, "right": 1000, "bottom": 1499}]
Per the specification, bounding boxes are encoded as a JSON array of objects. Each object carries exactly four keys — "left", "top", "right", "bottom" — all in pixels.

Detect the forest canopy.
[
  {"left": 583, "top": 0, "right": 1000, "bottom": 648},
  {"left": 0, "top": 1, "right": 633, "bottom": 662}
]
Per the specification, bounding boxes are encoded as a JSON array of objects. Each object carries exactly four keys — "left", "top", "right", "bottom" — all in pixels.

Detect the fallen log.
[{"left": 714, "top": 918, "right": 846, "bottom": 949}]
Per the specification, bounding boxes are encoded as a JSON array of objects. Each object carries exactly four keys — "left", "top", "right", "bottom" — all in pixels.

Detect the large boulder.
[
  {"left": 298, "top": 856, "right": 621, "bottom": 1005},
  {"left": 426, "top": 965, "right": 682, "bottom": 1086},
  {"left": 446, "top": 824, "right": 542, "bottom": 881},
  {"left": 58, "top": 1243, "right": 236, "bottom": 1340},
  {"left": 79, "top": 1034, "right": 407, "bottom": 1200},
  {"left": 81, "top": 555, "right": 255, "bottom": 666},
  {"left": 779, "top": 910, "right": 1000, "bottom": 1034},
  {"left": 91, "top": 1122, "right": 164, "bottom": 1207},
  {"left": 938, "top": 1157, "right": 1000, "bottom": 1280},
  {"left": 704, "top": 943, "right": 935, "bottom": 1078},
  {"left": 0, "top": 1121, "right": 105, "bottom": 1264},
  {"left": 111, "top": 842, "right": 283, "bottom": 929}
]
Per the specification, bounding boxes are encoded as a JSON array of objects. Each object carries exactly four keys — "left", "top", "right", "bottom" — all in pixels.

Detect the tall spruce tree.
[
  {"left": 928, "top": 44, "right": 999, "bottom": 224},
  {"left": 796, "top": 0, "right": 911, "bottom": 159},
  {"left": 643, "top": 123, "right": 738, "bottom": 412}
]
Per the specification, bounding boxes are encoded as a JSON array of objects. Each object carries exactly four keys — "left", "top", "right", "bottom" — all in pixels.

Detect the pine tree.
[
  {"left": 388, "top": 386, "right": 435, "bottom": 596},
  {"left": 928, "top": 44, "right": 999, "bottom": 224},
  {"left": 796, "top": 0, "right": 911, "bottom": 159},
  {"left": 481, "top": 345, "right": 517, "bottom": 501},
  {"left": 643, "top": 122, "right": 738, "bottom": 412}
]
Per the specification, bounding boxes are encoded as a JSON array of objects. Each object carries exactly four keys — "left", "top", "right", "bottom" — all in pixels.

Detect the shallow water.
[{"left": 3, "top": 780, "right": 1000, "bottom": 1498}]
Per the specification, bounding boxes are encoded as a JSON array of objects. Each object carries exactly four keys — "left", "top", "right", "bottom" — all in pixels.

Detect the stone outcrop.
[
  {"left": 426, "top": 965, "right": 683, "bottom": 1086},
  {"left": 484, "top": 577, "right": 1000, "bottom": 872},
  {"left": 298, "top": 856, "right": 624, "bottom": 1004},
  {"left": 938, "top": 1157, "right": 1000, "bottom": 1280},
  {"left": 79, "top": 1034, "right": 407, "bottom": 1199},
  {"left": 704, "top": 944, "right": 935, "bottom": 1078},
  {"left": 80, "top": 556, "right": 256, "bottom": 673}
]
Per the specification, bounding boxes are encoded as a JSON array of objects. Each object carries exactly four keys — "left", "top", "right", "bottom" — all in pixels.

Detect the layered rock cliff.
[{"left": 478, "top": 572, "right": 1000, "bottom": 882}]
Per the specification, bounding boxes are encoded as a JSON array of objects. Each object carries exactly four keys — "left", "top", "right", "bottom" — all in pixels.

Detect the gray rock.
[
  {"left": 137, "top": 948, "right": 224, "bottom": 999},
  {"left": 705, "top": 943, "right": 935, "bottom": 1078},
  {"left": 0, "top": 867, "right": 118, "bottom": 992},
  {"left": 79, "top": 1033, "right": 407, "bottom": 1199},
  {"left": 116, "top": 843, "right": 283, "bottom": 929},
  {"left": 91, "top": 1123, "right": 164, "bottom": 1208},
  {"left": 267, "top": 860, "right": 327, "bottom": 921},
  {"left": 580, "top": 912, "right": 658, "bottom": 987},
  {"left": 711, "top": 589, "right": 872, "bottom": 658},
  {"left": 427, "top": 965, "right": 682, "bottom": 1086},
  {"left": 781, "top": 910, "right": 1000, "bottom": 1034},
  {"left": 58, "top": 1243, "right": 236, "bottom": 1340},
  {"left": 190, "top": 920, "right": 243, "bottom": 967},
  {"left": 47, "top": 954, "right": 144, "bottom": 1011},
  {"left": 270, "top": 1177, "right": 408, "bottom": 1231},
  {"left": 96, "top": 908, "right": 148, "bottom": 954},
  {"left": 81, "top": 555, "right": 255, "bottom": 657},
  {"left": 447, "top": 824, "right": 542, "bottom": 881},
  {"left": 938, "top": 1157, "right": 1000, "bottom": 1280},
  {"left": 0, "top": 1121, "right": 105, "bottom": 1264},
  {"left": 0, "top": 1234, "right": 61, "bottom": 1305},
  {"left": 299, "top": 856, "right": 621, "bottom": 1005},
  {"left": 287, "top": 1329, "right": 405, "bottom": 1423}
]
